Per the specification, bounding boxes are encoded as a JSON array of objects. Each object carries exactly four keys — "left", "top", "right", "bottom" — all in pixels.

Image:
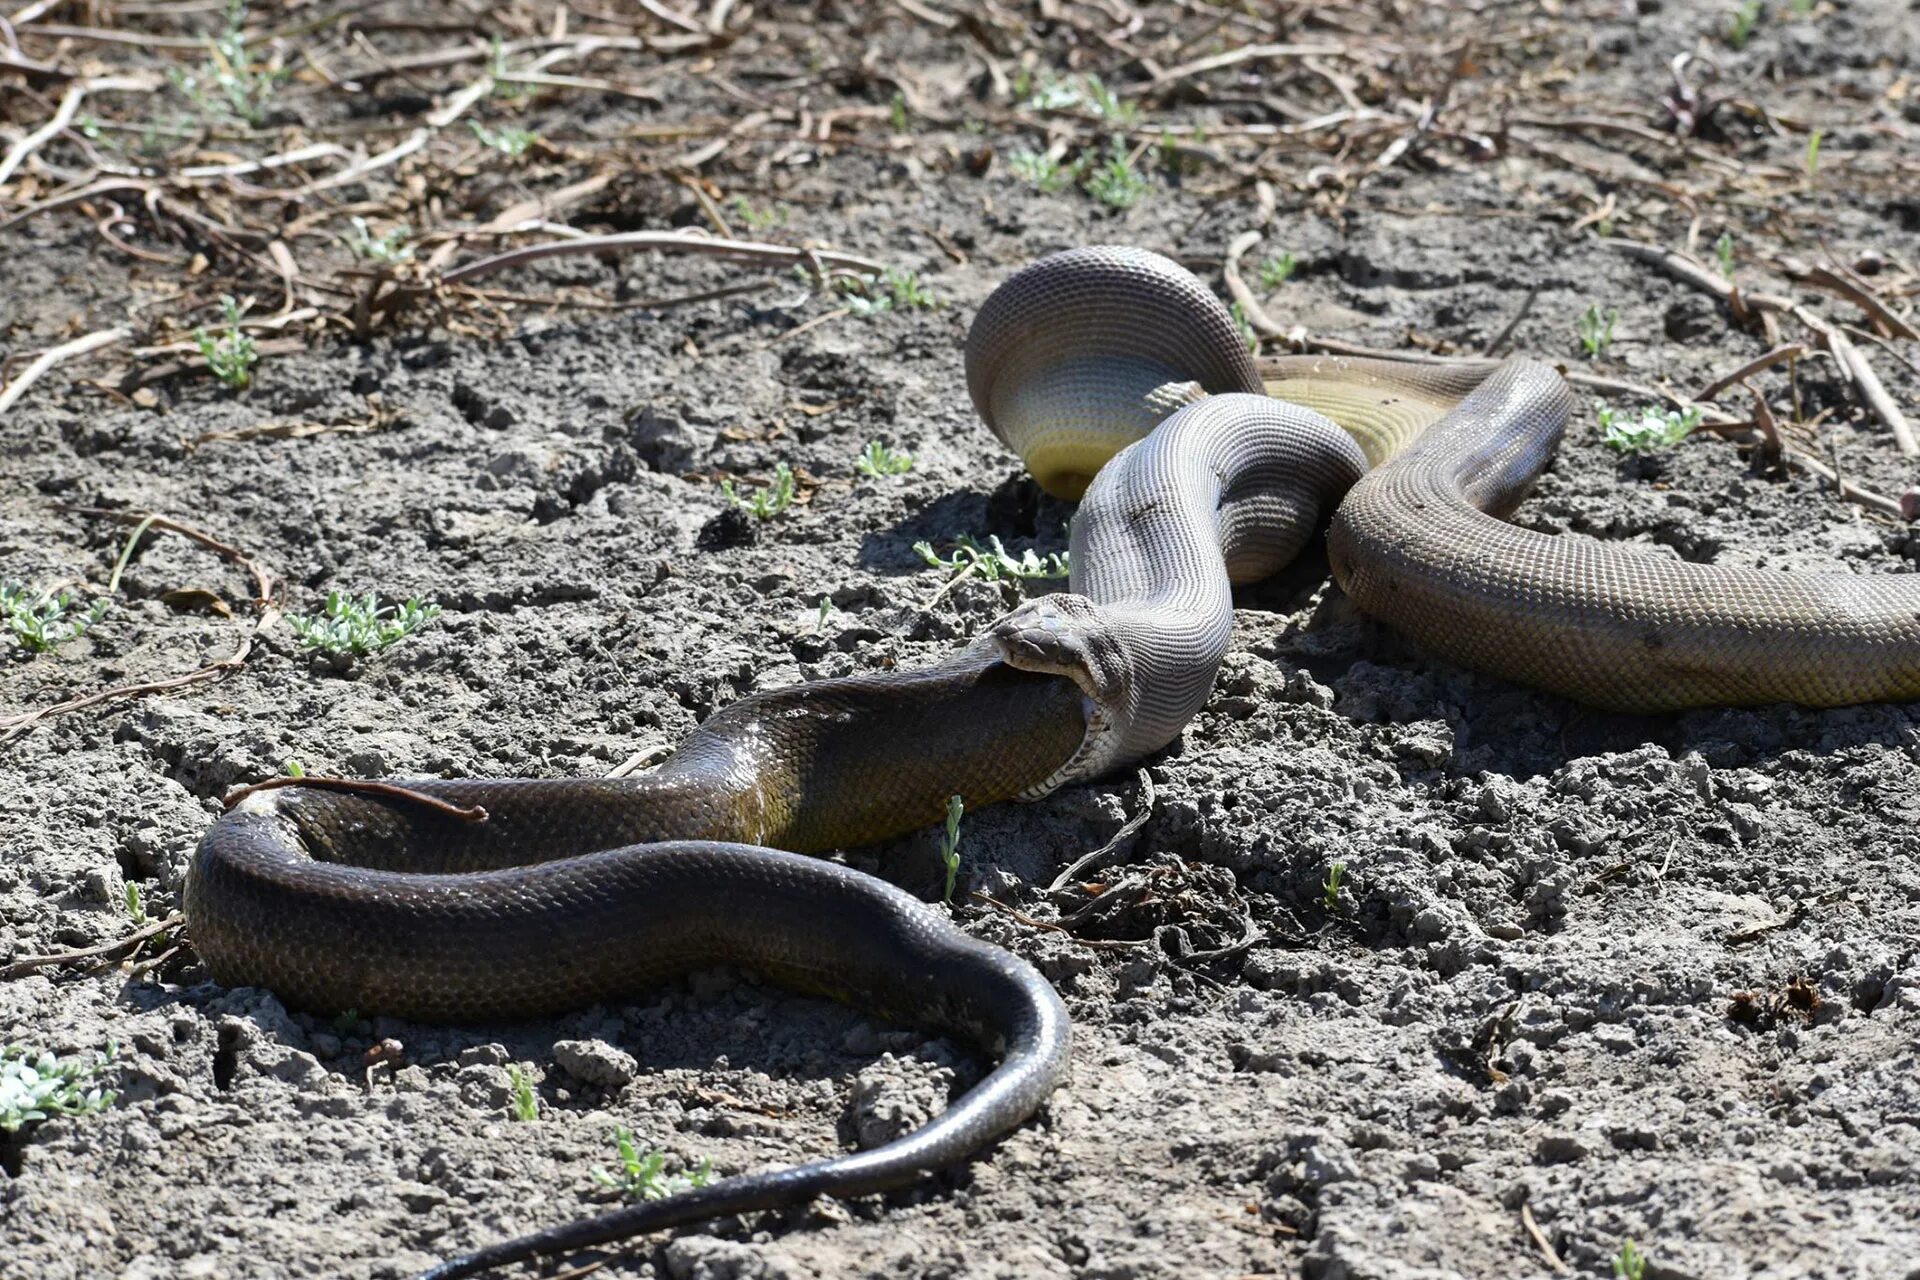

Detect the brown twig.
[
  {"left": 221, "top": 775, "right": 488, "bottom": 822},
  {"left": 1696, "top": 344, "right": 1810, "bottom": 402},
  {"left": 53, "top": 507, "right": 275, "bottom": 604},
  {"left": 0, "top": 914, "right": 185, "bottom": 981},
  {"left": 436, "top": 231, "right": 887, "bottom": 288},
  {"left": 0, "top": 327, "right": 131, "bottom": 418}
]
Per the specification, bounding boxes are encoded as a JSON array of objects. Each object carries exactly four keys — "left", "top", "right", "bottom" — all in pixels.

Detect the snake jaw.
[{"left": 988, "top": 594, "right": 1134, "bottom": 796}]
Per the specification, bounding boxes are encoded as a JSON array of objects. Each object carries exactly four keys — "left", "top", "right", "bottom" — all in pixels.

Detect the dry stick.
[
  {"left": 1138, "top": 41, "right": 1358, "bottom": 95},
  {"left": 1607, "top": 238, "right": 1918, "bottom": 456},
  {"left": 1519, "top": 1204, "right": 1571, "bottom": 1275},
  {"left": 1696, "top": 343, "right": 1809, "bottom": 402},
  {"left": 439, "top": 232, "right": 886, "bottom": 292},
  {"left": 52, "top": 506, "right": 275, "bottom": 604},
  {"left": 0, "top": 914, "right": 185, "bottom": 981},
  {"left": 1048, "top": 769, "right": 1155, "bottom": 893},
  {"left": 1482, "top": 285, "right": 1541, "bottom": 357},
  {"left": 1778, "top": 258, "right": 1920, "bottom": 341},
  {"left": 1223, "top": 230, "right": 1285, "bottom": 337},
  {"left": 221, "top": 775, "right": 488, "bottom": 822},
  {"left": 0, "top": 327, "right": 130, "bottom": 418}
]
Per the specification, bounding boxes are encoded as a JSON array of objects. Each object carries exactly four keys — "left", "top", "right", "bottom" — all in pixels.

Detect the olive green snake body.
[{"left": 185, "top": 245, "right": 1920, "bottom": 1279}]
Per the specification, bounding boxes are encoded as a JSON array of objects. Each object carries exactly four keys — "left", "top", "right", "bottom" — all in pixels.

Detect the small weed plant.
[
  {"left": 722, "top": 463, "right": 796, "bottom": 519},
  {"left": 1613, "top": 1239, "right": 1648, "bottom": 1280},
  {"left": 592, "top": 1128, "right": 714, "bottom": 1200},
  {"left": 1229, "top": 301, "right": 1260, "bottom": 354},
  {"left": 1598, "top": 401, "right": 1703, "bottom": 453},
  {"left": 1726, "top": 0, "right": 1762, "bottom": 48},
  {"left": 1714, "top": 232, "right": 1736, "bottom": 278},
  {"left": 726, "top": 196, "right": 786, "bottom": 230},
  {"left": 347, "top": 217, "right": 413, "bottom": 265},
  {"left": 1009, "top": 150, "right": 1076, "bottom": 194},
  {"left": 2, "top": 583, "right": 109, "bottom": 653},
  {"left": 855, "top": 441, "right": 913, "bottom": 478},
  {"left": 470, "top": 121, "right": 539, "bottom": 157},
  {"left": 170, "top": 0, "right": 286, "bottom": 126},
  {"left": 194, "top": 295, "right": 260, "bottom": 390},
  {"left": 1322, "top": 862, "right": 1346, "bottom": 913},
  {"left": 1804, "top": 128, "right": 1822, "bottom": 184},
  {"left": 1577, "top": 303, "right": 1618, "bottom": 359},
  {"left": 1, "top": 1043, "right": 116, "bottom": 1133},
  {"left": 835, "top": 269, "right": 936, "bottom": 316},
  {"left": 1023, "top": 72, "right": 1138, "bottom": 125},
  {"left": 940, "top": 795, "right": 964, "bottom": 905},
  {"left": 1083, "top": 136, "right": 1149, "bottom": 210},
  {"left": 914, "top": 535, "right": 1070, "bottom": 584},
  {"left": 507, "top": 1066, "right": 537, "bottom": 1122},
  {"left": 1258, "top": 252, "right": 1297, "bottom": 289},
  {"left": 287, "top": 591, "right": 441, "bottom": 656}
]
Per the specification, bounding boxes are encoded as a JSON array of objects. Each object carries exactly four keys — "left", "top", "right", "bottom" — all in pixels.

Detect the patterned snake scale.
[{"left": 185, "top": 244, "right": 1920, "bottom": 1278}]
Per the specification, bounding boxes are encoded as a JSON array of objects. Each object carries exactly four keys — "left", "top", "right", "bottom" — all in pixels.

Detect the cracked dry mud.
[{"left": 5, "top": 4, "right": 1920, "bottom": 1280}]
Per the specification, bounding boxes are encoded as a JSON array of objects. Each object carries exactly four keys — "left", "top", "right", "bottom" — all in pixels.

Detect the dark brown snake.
[{"left": 185, "top": 245, "right": 1920, "bottom": 1278}]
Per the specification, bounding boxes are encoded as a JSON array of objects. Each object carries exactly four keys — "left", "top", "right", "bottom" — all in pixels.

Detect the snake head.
[
  {"left": 988, "top": 593, "right": 1135, "bottom": 795},
  {"left": 965, "top": 245, "right": 1263, "bottom": 499}
]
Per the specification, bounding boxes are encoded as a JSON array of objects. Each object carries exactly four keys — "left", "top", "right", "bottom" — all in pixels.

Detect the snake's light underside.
[{"left": 185, "top": 243, "right": 1920, "bottom": 1279}]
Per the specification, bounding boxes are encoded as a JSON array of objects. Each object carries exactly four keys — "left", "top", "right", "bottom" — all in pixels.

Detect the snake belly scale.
[{"left": 186, "top": 243, "right": 1920, "bottom": 1278}]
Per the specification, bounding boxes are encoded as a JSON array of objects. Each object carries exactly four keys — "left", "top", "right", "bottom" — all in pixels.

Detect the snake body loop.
[{"left": 188, "top": 243, "right": 1920, "bottom": 1279}]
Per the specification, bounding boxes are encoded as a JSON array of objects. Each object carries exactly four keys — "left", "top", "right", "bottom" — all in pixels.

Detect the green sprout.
[
  {"left": 914, "top": 535, "right": 1070, "bottom": 585},
  {"left": 721, "top": 462, "right": 796, "bottom": 520},
  {"left": 507, "top": 1066, "right": 537, "bottom": 1122},
  {"left": 591, "top": 1128, "right": 714, "bottom": 1200},
  {"left": 940, "top": 794, "right": 964, "bottom": 904},
  {"left": 834, "top": 269, "right": 936, "bottom": 316},
  {"left": 1322, "top": 862, "right": 1346, "bottom": 913},
  {"left": 725, "top": 196, "right": 787, "bottom": 230},
  {"left": 1, "top": 1043, "right": 117, "bottom": 1133},
  {"left": 1612, "top": 1239, "right": 1648, "bottom": 1280},
  {"left": 888, "top": 91, "right": 909, "bottom": 132},
  {"left": 2, "top": 583, "right": 110, "bottom": 653},
  {"left": 286, "top": 591, "right": 441, "bottom": 656},
  {"left": 1597, "top": 401, "right": 1704, "bottom": 453},
  {"left": 123, "top": 882, "right": 148, "bottom": 927},
  {"left": 347, "top": 217, "right": 413, "bottom": 265},
  {"left": 1258, "top": 253, "right": 1297, "bottom": 289},
  {"left": 1229, "top": 301, "right": 1260, "bottom": 354},
  {"left": 1025, "top": 73, "right": 1138, "bottom": 125},
  {"left": 1725, "top": 0, "right": 1762, "bottom": 48},
  {"left": 193, "top": 295, "right": 259, "bottom": 390},
  {"left": 854, "top": 440, "right": 913, "bottom": 478},
  {"left": 469, "top": 120, "right": 539, "bottom": 157},
  {"left": 168, "top": 0, "right": 287, "bottom": 126},
  {"left": 814, "top": 596, "right": 833, "bottom": 633},
  {"left": 1083, "top": 136, "right": 1149, "bottom": 210},
  {"left": 1576, "top": 303, "right": 1618, "bottom": 359},
  {"left": 1009, "top": 150, "right": 1077, "bottom": 194},
  {"left": 1714, "top": 232, "right": 1736, "bottom": 278},
  {"left": 1804, "top": 128, "right": 1822, "bottom": 184}
]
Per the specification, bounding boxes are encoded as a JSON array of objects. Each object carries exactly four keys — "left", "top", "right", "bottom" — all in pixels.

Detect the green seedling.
[
  {"left": 1258, "top": 252, "right": 1297, "bottom": 289},
  {"left": 814, "top": 596, "right": 833, "bottom": 633},
  {"left": 725, "top": 195, "right": 786, "bottom": 230},
  {"left": 835, "top": 269, "right": 936, "bottom": 316},
  {"left": 940, "top": 794, "right": 964, "bottom": 904},
  {"left": 470, "top": 120, "right": 539, "bottom": 157},
  {"left": 1322, "top": 861, "right": 1346, "bottom": 913},
  {"left": 2, "top": 583, "right": 109, "bottom": 653},
  {"left": 914, "top": 535, "right": 1070, "bottom": 585},
  {"left": 507, "top": 1066, "right": 537, "bottom": 1122},
  {"left": 330, "top": 1008, "right": 360, "bottom": 1036},
  {"left": 287, "top": 591, "right": 441, "bottom": 656},
  {"left": 347, "top": 217, "right": 413, "bottom": 265},
  {"left": 1726, "top": 0, "right": 1762, "bottom": 47},
  {"left": 193, "top": 295, "right": 260, "bottom": 390},
  {"left": 721, "top": 463, "right": 796, "bottom": 520},
  {"left": 1597, "top": 401, "right": 1703, "bottom": 453},
  {"left": 123, "top": 882, "right": 148, "bottom": 927},
  {"left": 855, "top": 441, "right": 913, "bottom": 478},
  {"left": 1083, "top": 136, "right": 1149, "bottom": 210},
  {"left": 1613, "top": 1239, "right": 1648, "bottom": 1280},
  {"left": 285, "top": 759, "right": 306, "bottom": 778},
  {"left": 1, "top": 1043, "right": 117, "bottom": 1133},
  {"left": 1009, "top": 149, "right": 1077, "bottom": 194},
  {"left": 1804, "top": 128, "right": 1822, "bottom": 184},
  {"left": 1714, "top": 232, "right": 1736, "bottom": 278},
  {"left": 169, "top": 0, "right": 287, "bottom": 126},
  {"left": 591, "top": 1127, "right": 714, "bottom": 1200},
  {"left": 1230, "top": 301, "right": 1260, "bottom": 354},
  {"left": 1025, "top": 72, "right": 1138, "bottom": 125},
  {"left": 888, "top": 91, "right": 909, "bottom": 132},
  {"left": 1576, "top": 303, "right": 1618, "bottom": 359}
]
